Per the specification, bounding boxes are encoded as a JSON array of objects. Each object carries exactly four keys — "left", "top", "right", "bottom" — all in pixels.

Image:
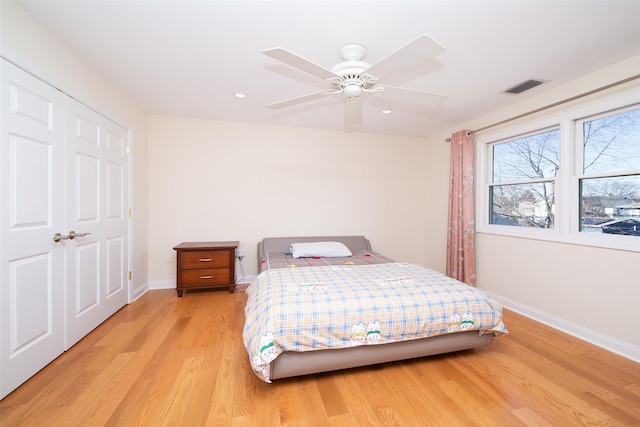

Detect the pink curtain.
[{"left": 446, "top": 130, "right": 476, "bottom": 286}]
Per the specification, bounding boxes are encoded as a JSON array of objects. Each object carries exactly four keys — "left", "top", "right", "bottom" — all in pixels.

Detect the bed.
[{"left": 243, "top": 236, "right": 507, "bottom": 382}]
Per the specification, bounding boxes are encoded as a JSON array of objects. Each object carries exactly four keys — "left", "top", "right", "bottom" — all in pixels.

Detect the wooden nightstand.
[{"left": 173, "top": 241, "right": 239, "bottom": 297}]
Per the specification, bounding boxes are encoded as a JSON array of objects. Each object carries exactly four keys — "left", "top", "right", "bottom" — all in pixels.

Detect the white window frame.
[
  {"left": 487, "top": 126, "right": 560, "bottom": 230},
  {"left": 476, "top": 82, "right": 640, "bottom": 253}
]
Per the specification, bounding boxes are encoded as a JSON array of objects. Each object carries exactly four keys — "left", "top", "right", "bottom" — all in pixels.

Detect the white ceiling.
[{"left": 16, "top": 0, "right": 640, "bottom": 138}]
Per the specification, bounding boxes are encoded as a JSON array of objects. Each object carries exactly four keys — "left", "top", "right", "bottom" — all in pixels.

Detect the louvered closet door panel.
[{"left": 0, "top": 60, "right": 66, "bottom": 399}]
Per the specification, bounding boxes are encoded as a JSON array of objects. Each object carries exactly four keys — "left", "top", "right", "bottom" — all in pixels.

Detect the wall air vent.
[{"left": 504, "top": 79, "right": 545, "bottom": 95}]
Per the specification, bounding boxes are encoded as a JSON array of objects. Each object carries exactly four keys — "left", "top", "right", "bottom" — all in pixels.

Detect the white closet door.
[
  {"left": 1, "top": 60, "right": 130, "bottom": 398},
  {"left": 65, "top": 101, "right": 128, "bottom": 348},
  {"left": 0, "top": 60, "right": 66, "bottom": 399}
]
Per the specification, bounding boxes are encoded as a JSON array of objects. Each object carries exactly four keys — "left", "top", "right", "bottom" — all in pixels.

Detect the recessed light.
[
  {"left": 381, "top": 109, "right": 392, "bottom": 115},
  {"left": 234, "top": 92, "right": 247, "bottom": 99}
]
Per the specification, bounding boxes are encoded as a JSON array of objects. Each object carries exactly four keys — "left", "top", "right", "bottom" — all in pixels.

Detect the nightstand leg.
[{"left": 177, "top": 289, "right": 184, "bottom": 297}]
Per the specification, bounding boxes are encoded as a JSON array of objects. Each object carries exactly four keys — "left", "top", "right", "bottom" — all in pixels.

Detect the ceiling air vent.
[{"left": 504, "top": 79, "right": 544, "bottom": 95}]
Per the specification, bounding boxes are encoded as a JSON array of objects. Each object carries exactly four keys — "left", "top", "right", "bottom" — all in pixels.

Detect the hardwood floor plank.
[
  {"left": 49, "top": 352, "right": 135, "bottom": 426},
  {"left": 438, "top": 355, "right": 526, "bottom": 425},
  {"left": 394, "top": 361, "right": 469, "bottom": 426},
  {"left": 108, "top": 311, "right": 202, "bottom": 426},
  {"left": 238, "top": 377, "right": 281, "bottom": 427},
  {"left": 505, "top": 314, "right": 640, "bottom": 396},
  {"left": 452, "top": 350, "right": 529, "bottom": 412},
  {"left": 353, "top": 367, "right": 411, "bottom": 426},
  {"left": 376, "top": 363, "right": 455, "bottom": 426},
  {"left": 438, "top": 379, "right": 508, "bottom": 425},
  {"left": 1, "top": 290, "right": 639, "bottom": 427},
  {"left": 278, "top": 377, "right": 330, "bottom": 426},
  {"left": 156, "top": 356, "right": 202, "bottom": 426},
  {"left": 205, "top": 328, "right": 242, "bottom": 426},
  {"left": 328, "top": 369, "right": 387, "bottom": 427},
  {"left": 508, "top": 340, "right": 640, "bottom": 422},
  {"left": 2, "top": 342, "right": 116, "bottom": 427},
  {"left": 482, "top": 344, "right": 613, "bottom": 424},
  {"left": 408, "top": 357, "right": 489, "bottom": 425},
  {"left": 518, "top": 328, "right": 640, "bottom": 421},
  {"left": 179, "top": 336, "right": 227, "bottom": 427},
  {"left": 129, "top": 351, "right": 193, "bottom": 424},
  {"left": 327, "top": 413, "right": 360, "bottom": 426},
  {"left": 314, "top": 374, "right": 349, "bottom": 418},
  {"left": 511, "top": 407, "right": 555, "bottom": 427},
  {"left": 579, "top": 390, "right": 640, "bottom": 426}
]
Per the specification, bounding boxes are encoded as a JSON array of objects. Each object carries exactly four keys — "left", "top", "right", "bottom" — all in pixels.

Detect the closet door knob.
[
  {"left": 53, "top": 232, "right": 68, "bottom": 242},
  {"left": 67, "top": 230, "right": 91, "bottom": 240},
  {"left": 53, "top": 231, "right": 92, "bottom": 242}
]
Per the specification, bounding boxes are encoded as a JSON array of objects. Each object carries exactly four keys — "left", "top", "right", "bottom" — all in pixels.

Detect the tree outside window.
[
  {"left": 489, "top": 129, "right": 559, "bottom": 229},
  {"left": 487, "top": 106, "right": 639, "bottom": 238},
  {"left": 579, "top": 107, "right": 640, "bottom": 236}
]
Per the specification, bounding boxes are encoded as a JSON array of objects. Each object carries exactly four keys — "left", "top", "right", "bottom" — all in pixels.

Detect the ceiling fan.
[{"left": 262, "top": 35, "right": 446, "bottom": 131}]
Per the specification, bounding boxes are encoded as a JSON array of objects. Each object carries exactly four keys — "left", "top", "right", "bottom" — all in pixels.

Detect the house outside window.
[
  {"left": 489, "top": 128, "right": 559, "bottom": 229},
  {"left": 578, "top": 107, "right": 640, "bottom": 237},
  {"left": 476, "top": 82, "right": 640, "bottom": 252}
]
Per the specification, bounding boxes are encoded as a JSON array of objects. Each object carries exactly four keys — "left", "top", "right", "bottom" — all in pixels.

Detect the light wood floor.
[{"left": 1, "top": 289, "right": 639, "bottom": 426}]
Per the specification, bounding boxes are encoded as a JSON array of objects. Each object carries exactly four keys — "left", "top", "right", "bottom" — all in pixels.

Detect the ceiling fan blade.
[
  {"left": 265, "top": 91, "right": 329, "bottom": 110},
  {"left": 344, "top": 101, "right": 363, "bottom": 132},
  {"left": 365, "top": 35, "right": 445, "bottom": 81},
  {"left": 377, "top": 85, "right": 446, "bottom": 109},
  {"left": 263, "top": 48, "right": 338, "bottom": 81}
]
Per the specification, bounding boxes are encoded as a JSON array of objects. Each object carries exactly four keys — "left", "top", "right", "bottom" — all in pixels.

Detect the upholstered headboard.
[{"left": 257, "top": 236, "right": 372, "bottom": 265}]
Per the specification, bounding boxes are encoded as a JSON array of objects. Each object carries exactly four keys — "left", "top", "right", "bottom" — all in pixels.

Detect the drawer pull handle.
[
  {"left": 199, "top": 258, "right": 213, "bottom": 262},
  {"left": 199, "top": 275, "right": 213, "bottom": 279}
]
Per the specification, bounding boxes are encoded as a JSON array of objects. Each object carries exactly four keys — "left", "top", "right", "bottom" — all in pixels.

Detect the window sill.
[{"left": 476, "top": 225, "right": 640, "bottom": 253}]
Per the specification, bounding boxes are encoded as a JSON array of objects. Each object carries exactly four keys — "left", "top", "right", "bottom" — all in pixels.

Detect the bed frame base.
[{"left": 270, "top": 331, "right": 493, "bottom": 380}]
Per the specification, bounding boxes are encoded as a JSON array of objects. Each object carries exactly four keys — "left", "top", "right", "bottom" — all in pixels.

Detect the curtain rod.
[{"left": 445, "top": 73, "right": 640, "bottom": 141}]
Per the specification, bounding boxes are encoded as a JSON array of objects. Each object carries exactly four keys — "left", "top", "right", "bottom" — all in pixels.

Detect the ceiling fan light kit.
[
  {"left": 263, "top": 34, "right": 447, "bottom": 131},
  {"left": 342, "top": 83, "right": 362, "bottom": 103}
]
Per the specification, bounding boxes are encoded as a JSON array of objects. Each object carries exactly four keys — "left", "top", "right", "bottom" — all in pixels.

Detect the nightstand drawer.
[
  {"left": 180, "top": 268, "right": 231, "bottom": 285},
  {"left": 181, "top": 250, "right": 230, "bottom": 268}
]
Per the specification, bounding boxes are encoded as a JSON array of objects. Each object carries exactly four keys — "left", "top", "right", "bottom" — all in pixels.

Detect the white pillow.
[{"left": 290, "top": 241, "right": 353, "bottom": 259}]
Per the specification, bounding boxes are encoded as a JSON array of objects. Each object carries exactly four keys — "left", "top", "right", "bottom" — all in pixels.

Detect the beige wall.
[
  {"left": 1, "top": 2, "right": 150, "bottom": 299},
  {"left": 147, "top": 117, "right": 428, "bottom": 281},
  {"left": 476, "top": 234, "right": 640, "bottom": 346},
  {"left": 422, "top": 56, "right": 640, "bottom": 355}
]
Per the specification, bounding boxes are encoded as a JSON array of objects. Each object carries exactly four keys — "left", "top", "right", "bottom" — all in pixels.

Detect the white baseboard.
[
  {"left": 483, "top": 290, "right": 640, "bottom": 363},
  {"left": 149, "top": 280, "right": 176, "bottom": 290},
  {"left": 130, "top": 282, "right": 149, "bottom": 302}
]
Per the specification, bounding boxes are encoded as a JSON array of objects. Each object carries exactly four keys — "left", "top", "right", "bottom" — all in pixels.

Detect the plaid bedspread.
[
  {"left": 259, "top": 250, "right": 395, "bottom": 272},
  {"left": 243, "top": 263, "right": 508, "bottom": 382}
]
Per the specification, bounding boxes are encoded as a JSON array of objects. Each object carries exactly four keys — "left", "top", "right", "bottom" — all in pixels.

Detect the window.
[
  {"left": 489, "top": 129, "right": 559, "bottom": 229},
  {"left": 578, "top": 107, "right": 640, "bottom": 237},
  {"left": 476, "top": 83, "right": 640, "bottom": 252}
]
